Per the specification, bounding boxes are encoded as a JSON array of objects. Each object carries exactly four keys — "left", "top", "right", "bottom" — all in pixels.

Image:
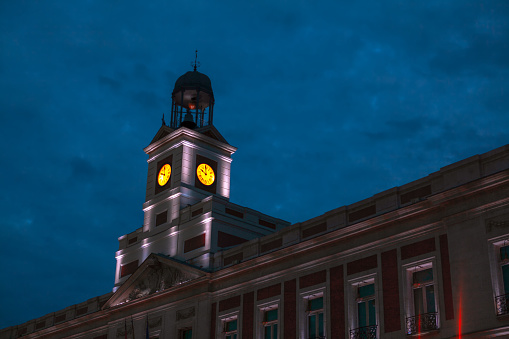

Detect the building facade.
[{"left": 2, "top": 69, "right": 509, "bottom": 339}]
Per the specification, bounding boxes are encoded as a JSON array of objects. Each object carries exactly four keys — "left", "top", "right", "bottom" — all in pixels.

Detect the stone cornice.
[
  {"left": 143, "top": 126, "right": 237, "bottom": 156},
  {"left": 210, "top": 170, "right": 509, "bottom": 286}
]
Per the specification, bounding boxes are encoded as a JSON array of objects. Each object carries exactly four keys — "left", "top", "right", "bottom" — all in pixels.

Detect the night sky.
[{"left": 1, "top": 0, "right": 508, "bottom": 329}]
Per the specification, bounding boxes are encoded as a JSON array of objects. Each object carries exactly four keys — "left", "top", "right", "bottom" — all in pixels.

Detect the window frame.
[
  {"left": 347, "top": 273, "right": 379, "bottom": 338},
  {"left": 299, "top": 287, "right": 327, "bottom": 339},
  {"left": 256, "top": 299, "right": 280, "bottom": 339},
  {"left": 179, "top": 327, "right": 192, "bottom": 339},
  {"left": 218, "top": 311, "right": 240, "bottom": 339},
  {"left": 402, "top": 257, "right": 440, "bottom": 334},
  {"left": 487, "top": 235, "right": 509, "bottom": 315},
  {"left": 224, "top": 318, "right": 238, "bottom": 339}
]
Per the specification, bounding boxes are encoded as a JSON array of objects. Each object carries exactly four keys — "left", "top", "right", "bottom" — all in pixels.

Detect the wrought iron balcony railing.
[
  {"left": 406, "top": 313, "right": 438, "bottom": 335},
  {"left": 350, "top": 325, "right": 377, "bottom": 339},
  {"left": 496, "top": 293, "right": 509, "bottom": 316}
]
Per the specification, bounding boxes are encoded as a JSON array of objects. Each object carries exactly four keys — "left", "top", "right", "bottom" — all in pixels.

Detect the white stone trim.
[
  {"left": 299, "top": 286, "right": 326, "bottom": 339},
  {"left": 255, "top": 298, "right": 280, "bottom": 339},
  {"left": 346, "top": 273, "right": 380, "bottom": 338}
]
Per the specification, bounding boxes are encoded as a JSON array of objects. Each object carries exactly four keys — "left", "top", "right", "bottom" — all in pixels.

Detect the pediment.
[
  {"left": 149, "top": 125, "right": 175, "bottom": 145},
  {"left": 195, "top": 125, "right": 229, "bottom": 144},
  {"left": 103, "top": 253, "right": 207, "bottom": 309}
]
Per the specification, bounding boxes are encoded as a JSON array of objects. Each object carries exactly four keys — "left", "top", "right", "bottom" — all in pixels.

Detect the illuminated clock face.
[
  {"left": 196, "top": 163, "right": 215, "bottom": 186},
  {"left": 157, "top": 164, "right": 171, "bottom": 186}
]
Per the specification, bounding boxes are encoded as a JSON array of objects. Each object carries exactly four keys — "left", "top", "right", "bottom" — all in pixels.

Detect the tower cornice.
[{"left": 143, "top": 126, "right": 237, "bottom": 156}]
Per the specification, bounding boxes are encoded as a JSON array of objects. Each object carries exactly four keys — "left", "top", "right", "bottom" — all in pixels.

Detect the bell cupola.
[{"left": 170, "top": 51, "right": 214, "bottom": 129}]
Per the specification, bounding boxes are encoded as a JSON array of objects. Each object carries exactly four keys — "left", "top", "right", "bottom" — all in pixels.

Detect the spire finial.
[
  {"left": 191, "top": 50, "right": 200, "bottom": 71},
  {"left": 162, "top": 113, "right": 166, "bottom": 126}
]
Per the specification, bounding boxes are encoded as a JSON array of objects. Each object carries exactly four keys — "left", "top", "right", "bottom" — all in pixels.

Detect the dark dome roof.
[{"left": 173, "top": 70, "right": 213, "bottom": 94}]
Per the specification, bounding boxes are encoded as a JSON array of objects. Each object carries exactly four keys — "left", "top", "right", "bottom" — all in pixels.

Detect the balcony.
[
  {"left": 350, "top": 325, "right": 377, "bottom": 339},
  {"left": 406, "top": 313, "right": 438, "bottom": 335},
  {"left": 496, "top": 293, "right": 509, "bottom": 316}
]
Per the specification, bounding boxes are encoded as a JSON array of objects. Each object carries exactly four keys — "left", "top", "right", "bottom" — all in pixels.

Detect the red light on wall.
[
  {"left": 189, "top": 102, "right": 196, "bottom": 110},
  {"left": 458, "top": 294, "right": 462, "bottom": 339}
]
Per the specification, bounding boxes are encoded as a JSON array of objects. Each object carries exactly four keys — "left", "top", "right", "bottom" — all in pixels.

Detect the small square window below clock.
[
  {"left": 120, "top": 260, "right": 139, "bottom": 278},
  {"left": 155, "top": 211, "right": 168, "bottom": 226}
]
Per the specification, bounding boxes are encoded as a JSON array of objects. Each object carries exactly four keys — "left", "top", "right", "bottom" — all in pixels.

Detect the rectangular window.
[
  {"left": 224, "top": 319, "right": 237, "bottom": 339},
  {"left": 259, "top": 219, "right": 276, "bottom": 229},
  {"left": 225, "top": 207, "right": 244, "bottom": 219},
  {"left": 500, "top": 245, "right": 509, "bottom": 293},
  {"left": 120, "top": 260, "right": 139, "bottom": 278},
  {"left": 181, "top": 328, "right": 192, "bottom": 339},
  {"left": 263, "top": 308, "right": 278, "bottom": 339},
  {"left": 412, "top": 268, "right": 436, "bottom": 315},
  {"left": 491, "top": 240, "right": 509, "bottom": 316},
  {"left": 308, "top": 297, "right": 324, "bottom": 339},
  {"left": 404, "top": 262, "right": 439, "bottom": 335},
  {"left": 357, "top": 284, "right": 376, "bottom": 328},
  {"left": 348, "top": 277, "right": 378, "bottom": 339},
  {"left": 155, "top": 211, "right": 168, "bottom": 226},
  {"left": 191, "top": 208, "right": 203, "bottom": 218},
  {"left": 183, "top": 233, "right": 206, "bottom": 253}
]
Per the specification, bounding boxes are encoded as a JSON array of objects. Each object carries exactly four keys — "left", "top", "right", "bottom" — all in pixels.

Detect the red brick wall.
[
  {"left": 257, "top": 283, "right": 281, "bottom": 301},
  {"left": 260, "top": 238, "right": 282, "bottom": 253},
  {"left": 400, "top": 185, "right": 431, "bottom": 204},
  {"left": 381, "top": 249, "right": 401, "bottom": 332},
  {"left": 400, "top": 237, "right": 436, "bottom": 260},
  {"left": 242, "top": 292, "right": 254, "bottom": 339},
  {"left": 347, "top": 255, "right": 378, "bottom": 275},
  {"left": 284, "top": 279, "right": 297, "bottom": 338},
  {"left": 219, "top": 295, "right": 241, "bottom": 312},
  {"left": 349, "top": 205, "right": 376, "bottom": 222},
  {"left": 440, "top": 234, "right": 455, "bottom": 320},
  {"left": 330, "top": 265, "right": 345, "bottom": 339},
  {"left": 76, "top": 307, "right": 87, "bottom": 316},
  {"left": 300, "top": 270, "right": 326, "bottom": 289},
  {"left": 302, "top": 222, "right": 327, "bottom": 238},
  {"left": 54, "top": 314, "right": 66, "bottom": 323},
  {"left": 210, "top": 302, "right": 216, "bottom": 339}
]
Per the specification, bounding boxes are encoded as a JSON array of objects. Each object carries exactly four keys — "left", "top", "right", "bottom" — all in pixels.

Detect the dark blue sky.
[{"left": 1, "top": 0, "right": 508, "bottom": 329}]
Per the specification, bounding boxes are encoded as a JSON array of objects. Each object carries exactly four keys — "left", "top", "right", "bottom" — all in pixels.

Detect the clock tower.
[{"left": 113, "top": 66, "right": 290, "bottom": 290}]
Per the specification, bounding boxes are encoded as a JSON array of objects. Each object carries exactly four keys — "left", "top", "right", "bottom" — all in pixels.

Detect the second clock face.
[
  {"left": 197, "top": 163, "right": 215, "bottom": 186},
  {"left": 157, "top": 164, "right": 171, "bottom": 186}
]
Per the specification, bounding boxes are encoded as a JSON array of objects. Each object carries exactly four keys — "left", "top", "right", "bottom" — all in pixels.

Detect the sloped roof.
[{"left": 149, "top": 125, "right": 175, "bottom": 145}]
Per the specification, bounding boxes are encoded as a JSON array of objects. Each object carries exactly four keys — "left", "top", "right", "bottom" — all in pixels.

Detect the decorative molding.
[
  {"left": 176, "top": 307, "right": 195, "bottom": 321},
  {"left": 121, "top": 261, "right": 194, "bottom": 304},
  {"left": 487, "top": 220, "right": 509, "bottom": 233},
  {"left": 144, "top": 128, "right": 236, "bottom": 159},
  {"left": 149, "top": 316, "right": 162, "bottom": 329},
  {"left": 116, "top": 325, "right": 133, "bottom": 338}
]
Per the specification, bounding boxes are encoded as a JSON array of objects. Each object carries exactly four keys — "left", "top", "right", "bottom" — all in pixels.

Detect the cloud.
[
  {"left": 99, "top": 75, "right": 122, "bottom": 90},
  {"left": 1, "top": 0, "right": 509, "bottom": 329}
]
